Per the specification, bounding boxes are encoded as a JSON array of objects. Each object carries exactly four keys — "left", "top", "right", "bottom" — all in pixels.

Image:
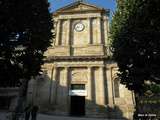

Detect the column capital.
[
  {"left": 87, "top": 66, "right": 92, "bottom": 69},
  {"left": 98, "top": 65, "right": 105, "bottom": 68},
  {"left": 87, "top": 17, "right": 92, "bottom": 20},
  {"left": 56, "top": 19, "right": 62, "bottom": 24},
  {"left": 101, "top": 66, "right": 105, "bottom": 68},
  {"left": 103, "top": 18, "right": 108, "bottom": 21},
  {"left": 87, "top": 66, "right": 92, "bottom": 72},
  {"left": 87, "top": 65, "right": 94, "bottom": 68},
  {"left": 97, "top": 17, "right": 102, "bottom": 19},
  {"left": 67, "top": 18, "right": 71, "bottom": 21},
  {"left": 64, "top": 66, "right": 69, "bottom": 68}
]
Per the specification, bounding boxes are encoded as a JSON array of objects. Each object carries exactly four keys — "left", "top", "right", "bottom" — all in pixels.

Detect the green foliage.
[
  {"left": 145, "top": 84, "right": 160, "bottom": 94},
  {"left": 0, "top": 0, "right": 53, "bottom": 87},
  {"left": 111, "top": 0, "right": 160, "bottom": 94}
]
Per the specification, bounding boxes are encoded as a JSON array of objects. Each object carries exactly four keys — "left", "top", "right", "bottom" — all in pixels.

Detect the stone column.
[
  {"left": 50, "top": 67, "right": 57, "bottom": 105},
  {"left": 97, "top": 17, "right": 102, "bottom": 44},
  {"left": 103, "top": 17, "right": 108, "bottom": 45},
  {"left": 87, "top": 67, "right": 92, "bottom": 100},
  {"left": 63, "top": 67, "right": 69, "bottom": 112},
  {"left": 66, "top": 19, "right": 71, "bottom": 45},
  {"left": 55, "top": 20, "right": 61, "bottom": 46},
  {"left": 107, "top": 17, "right": 110, "bottom": 44},
  {"left": 86, "top": 66, "right": 93, "bottom": 115},
  {"left": 106, "top": 67, "right": 114, "bottom": 107},
  {"left": 98, "top": 67, "right": 106, "bottom": 105},
  {"left": 67, "top": 67, "right": 71, "bottom": 113},
  {"left": 63, "top": 67, "right": 69, "bottom": 95},
  {"left": 46, "top": 66, "right": 54, "bottom": 104},
  {"left": 95, "top": 67, "right": 106, "bottom": 106},
  {"left": 56, "top": 67, "right": 68, "bottom": 112}
]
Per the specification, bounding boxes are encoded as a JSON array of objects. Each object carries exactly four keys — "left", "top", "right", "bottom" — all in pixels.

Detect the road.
[
  {"left": 0, "top": 112, "right": 115, "bottom": 120},
  {"left": 37, "top": 114, "right": 109, "bottom": 120}
]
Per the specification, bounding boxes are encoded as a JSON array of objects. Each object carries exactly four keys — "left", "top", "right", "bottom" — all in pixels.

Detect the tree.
[
  {"left": 0, "top": 0, "right": 53, "bottom": 117},
  {"left": 110, "top": 0, "right": 160, "bottom": 95}
]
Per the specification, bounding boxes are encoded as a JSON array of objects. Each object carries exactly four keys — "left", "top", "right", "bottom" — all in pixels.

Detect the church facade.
[{"left": 27, "top": 1, "right": 135, "bottom": 119}]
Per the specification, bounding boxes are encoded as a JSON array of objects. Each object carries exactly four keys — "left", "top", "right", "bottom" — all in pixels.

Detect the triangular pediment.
[{"left": 55, "top": 1, "right": 104, "bottom": 13}]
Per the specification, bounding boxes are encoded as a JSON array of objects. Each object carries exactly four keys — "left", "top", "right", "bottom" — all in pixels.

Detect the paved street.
[
  {"left": 0, "top": 112, "right": 113, "bottom": 120},
  {"left": 37, "top": 114, "right": 109, "bottom": 120}
]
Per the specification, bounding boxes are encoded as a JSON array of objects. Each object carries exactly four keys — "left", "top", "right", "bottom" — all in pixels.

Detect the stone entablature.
[
  {"left": 45, "top": 46, "right": 70, "bottom": 56},
  {"left": 45, "top": 45, "right": 106, "bottom": 57},
  {"left": 57, "top": 13, "right": 102, "bottom": 19}
]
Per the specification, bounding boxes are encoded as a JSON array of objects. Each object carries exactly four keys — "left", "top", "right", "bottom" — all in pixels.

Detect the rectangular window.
[
  {"left": 71, "top": 84, "right": 85, "bottom": 90},
  {"left": 114, "top": 78, "right": 120, "bottom": 98}
]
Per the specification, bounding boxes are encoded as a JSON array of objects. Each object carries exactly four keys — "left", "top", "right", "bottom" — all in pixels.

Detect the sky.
[{"left": 48, "top": 0, "right": 116, "bottom": 16}]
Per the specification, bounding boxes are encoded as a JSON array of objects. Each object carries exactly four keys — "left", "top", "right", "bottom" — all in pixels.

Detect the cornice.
[{"left": 44, "top": 56, "right": 109, "bottom": 62}]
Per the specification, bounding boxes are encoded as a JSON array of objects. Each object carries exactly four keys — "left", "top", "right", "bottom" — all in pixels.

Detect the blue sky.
[{"left": 48, "top": 0, "right": 116, "bottom": 15}]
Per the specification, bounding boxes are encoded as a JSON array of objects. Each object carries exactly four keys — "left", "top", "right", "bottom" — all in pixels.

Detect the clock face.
[{"left": 74, "top": 23, "right": 85, "bottom": 32}]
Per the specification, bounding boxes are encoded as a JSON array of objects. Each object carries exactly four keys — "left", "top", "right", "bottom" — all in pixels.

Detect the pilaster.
[
  {"left": 97, "top": 17, "right": 102, "bottom": 44},
  {"left": 63, "top": 67, "right": 69, "bottom": 111},
  {"left": 66, "top": 19, "right": 71, "bottom": 45},
  {"left": 106, "top": 67, "right": 114, "bottom": 107},
  {"left": 50, "top": 67, "right": 57, "bottom": 105},
  {"left": 87, "top": 67, "right": 92, "bottom": 100},
  {"left": 103, "top": 17, "right": 108, "bottom": 45},
  {"left": 88, "top": 18, "right": 92, "bottom": 44},
  {"left": 95, "top": 67, "right": 105, "bottom": 106},
  {"left": 55, "top": 20, "right": 61, "bottom": 46},
  {"left": 98, "top": 67, "right": 106, "bottom": 105},
  {"left": 86, "top": 66, "right": 94, "bottom": 116},
  {"left": 56, "top": 67, "right": 69, "bottom": 112}
]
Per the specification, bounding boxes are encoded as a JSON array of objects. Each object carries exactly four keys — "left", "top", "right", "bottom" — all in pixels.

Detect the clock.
[{"left": 74, "top": 23, "right": 85, "bottom": 32}]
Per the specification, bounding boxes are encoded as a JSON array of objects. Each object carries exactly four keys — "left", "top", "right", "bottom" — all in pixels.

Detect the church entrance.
[
  {"left": 70, "top": 84, "right": 86, "bottom": 116},
  {"left": 70, "top": 96, "right": 85, "bottom": 116}
]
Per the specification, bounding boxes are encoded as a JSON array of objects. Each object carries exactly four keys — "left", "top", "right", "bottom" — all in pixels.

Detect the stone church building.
[{"left": 27, "top": 1, "right": 135, "bottom": 119}]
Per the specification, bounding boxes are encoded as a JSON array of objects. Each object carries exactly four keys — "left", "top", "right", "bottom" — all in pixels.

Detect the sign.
[{"left": 69, "top": 90, "right": 87, "bottom": 96}]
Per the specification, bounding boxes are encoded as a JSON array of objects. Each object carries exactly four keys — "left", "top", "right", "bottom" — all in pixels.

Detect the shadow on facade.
[{"left": 27, "top": 73, "right": 129, "bottom": 120}]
